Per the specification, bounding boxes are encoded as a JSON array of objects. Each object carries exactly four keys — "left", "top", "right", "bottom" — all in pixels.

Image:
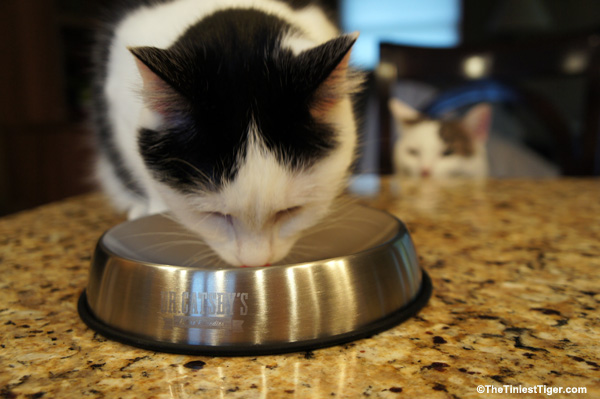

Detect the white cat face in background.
[{"left": 390, "top": 99, "right": 491, "bottom": 178}]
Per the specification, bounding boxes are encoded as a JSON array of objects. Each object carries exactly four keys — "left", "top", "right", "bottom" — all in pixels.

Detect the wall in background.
[
  {"left": 462, "top": 0, "right": 600, "bottom": 44},
  {"left": 340, "top": 0, "right": 461, "bottom": 69},
  {"left": 0, "top": 0, "right": 98, "bottom": 216}
]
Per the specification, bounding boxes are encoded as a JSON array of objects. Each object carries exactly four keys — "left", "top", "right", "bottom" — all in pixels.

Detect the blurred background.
[{"left": 1, "top": 0, "right": 600, "bottom": 216}]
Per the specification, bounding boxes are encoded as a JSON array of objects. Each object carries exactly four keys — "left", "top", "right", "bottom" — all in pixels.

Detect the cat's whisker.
[
  {"left": 329, "top": 217, "right": 387, "bottom": 227},
  {"left": 119, "top": 230, "right": 201, "bottom": 241},
  {"left": 186, "top": 212, "right": 221, "bottom": 232},
  {"left": 300, "top": 219, "right": 381, "bottom": 236},
  {"left": 287, "top": 242, "right": 314, "bottom": 250},
  {"left": 183, "top": 250, "right": 221, "bottom": 267},
  {"left": 160, "top": 212, "right": 183, "bottom": 223},
  {"left": 136, "top": 240, "right": 207, "bottom": 254},
  {"left": 196, "top": 254, "right": 231, "bottom": 269},
  {"left": 163, "top": 157, "right": 215, "bottom": 185}
]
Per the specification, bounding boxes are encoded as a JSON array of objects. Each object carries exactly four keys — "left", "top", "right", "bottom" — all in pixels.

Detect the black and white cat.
[
  {"left": 390, "top": 98, "right": 490, "bottom": 178},
  {"left": 92, "top": 0, "right": 363, "bottom": 267}
]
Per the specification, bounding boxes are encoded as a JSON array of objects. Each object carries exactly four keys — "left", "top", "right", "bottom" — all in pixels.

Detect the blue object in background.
[
  {"left": 423, "top": 80, "right": 521, "bottom": 117},
  {"left": 340, "top": 0, "right": 461, "bottom": 69}
]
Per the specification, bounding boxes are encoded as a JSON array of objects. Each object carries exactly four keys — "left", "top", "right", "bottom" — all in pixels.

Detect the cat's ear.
[
  {"left": 129, "top": 47, "right": 190, "bottom": 119},
  {"left": 299, "top": 32, "right": 361, "bottom": 118},
  {"left": 463, "top": 104, "right": 491, "bottom": 142},
  {"left": 389, "top": 98, "right": 421, "bottom": 122}
]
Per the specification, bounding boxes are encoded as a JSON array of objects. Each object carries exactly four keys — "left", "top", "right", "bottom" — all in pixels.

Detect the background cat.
[
  {"left": 93, "top": 0, "right": 363, "bottom": 267},
  {"left": 390, "top": 98, "right": 490, "bottom": 178},
  {"left": 389, "top": 98, "right": 560, "bottom": 179}
]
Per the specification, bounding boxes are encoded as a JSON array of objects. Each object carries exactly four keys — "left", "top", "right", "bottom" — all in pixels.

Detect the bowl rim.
[{"left": 96, "top": 205, "right": 411, "bottom": 271}]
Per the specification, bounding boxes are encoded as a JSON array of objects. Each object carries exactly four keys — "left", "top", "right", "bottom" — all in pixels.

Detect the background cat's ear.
[
  {"left": 300, "top": 33, "right": 362, "bottom": 118},
  {"left": 389, "top": 98, "right": 421, "bottom": 122},
  {"left": 129, "top": 47, "right": 190, "bottom": 118},
  {"left": 463, "top": 104, "right": 492, "bottom": 142}
]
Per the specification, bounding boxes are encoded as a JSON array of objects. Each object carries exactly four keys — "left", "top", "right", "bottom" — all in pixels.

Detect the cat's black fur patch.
[
  {"left": 94, "top": 1, "right": 353, "bottom": 195},
  {"left": 133, "top": 8, "right": 354, "bottom": 192}
]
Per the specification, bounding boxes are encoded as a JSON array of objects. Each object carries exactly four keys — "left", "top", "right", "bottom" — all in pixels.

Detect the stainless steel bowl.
[{"left": 78, "top": 204, "right": 431, "bottom": 355}]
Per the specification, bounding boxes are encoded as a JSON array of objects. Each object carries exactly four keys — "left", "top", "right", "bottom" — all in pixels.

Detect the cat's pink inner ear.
[
  {"left": 133, "top": 56, "right": 164, "bottom": 91},
  {"left": 464, "top": 104, "right": 492, "bottom": 142},
  {"left": 310, "top": 37, "right": 357, "bottom": 120},
  {"left": 130, "top": 51, "right": 180, "bottom": 117}
]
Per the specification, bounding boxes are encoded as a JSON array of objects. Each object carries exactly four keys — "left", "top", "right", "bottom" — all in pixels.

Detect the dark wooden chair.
[{"left": 376, "top": 33, "right": 600, "bottom": 175}]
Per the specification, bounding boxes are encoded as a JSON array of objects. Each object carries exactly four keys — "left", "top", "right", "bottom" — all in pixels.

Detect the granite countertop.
[{"left": 1, "top": 178, "right": 599, "bottom": 398}]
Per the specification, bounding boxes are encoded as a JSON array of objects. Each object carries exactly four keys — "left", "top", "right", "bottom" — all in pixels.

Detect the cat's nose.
[
  {"left": 237, "top": 243, "right": 271, "bottom": 267},
  {"left": 241, "top": 263, "right": 271, "bottom": 268},
  {"left": 421, "top": 168, "right": 431, "bottom": 178},
  {"left": 239, "top": 257, "right": 271, "bottom": 267},
  {"left": 237, "top": 236, "right": 294, "bottom": 267}
]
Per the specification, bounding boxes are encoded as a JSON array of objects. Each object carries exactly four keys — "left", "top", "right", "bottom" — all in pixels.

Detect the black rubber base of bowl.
[{"left": 78, "top": 270, "right": 432, "bottom": 357}]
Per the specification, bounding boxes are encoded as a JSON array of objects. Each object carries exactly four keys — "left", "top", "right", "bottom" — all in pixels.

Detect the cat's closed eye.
[
  {"left": 408, "top": 148, "right": 420, "bottom": 157},
  {"left": 205, "top": 207, "right": 303, "bottom": 226},
  {"left": 207, "top": 211, "right": 234, "bottom": 225},
  {"left": 274, "top": 206, "right": 303, "bottom": 223},
  {"left": 441, "top": 148, "right": 454, "bottom": 157}
]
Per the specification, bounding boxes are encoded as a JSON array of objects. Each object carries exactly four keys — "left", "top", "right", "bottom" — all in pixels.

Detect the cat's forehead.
[
  {"left": 204, "top": 135, "right": 313, "bottom": 216},
  {"left": 139, "top": 96, "right": 341, "bottom": 202},
  {"left": 403, "top": 120, "right": 443, "bottom": 141},
  {"left": 402, "top": 119, "right": 473, "bottom": 154}
]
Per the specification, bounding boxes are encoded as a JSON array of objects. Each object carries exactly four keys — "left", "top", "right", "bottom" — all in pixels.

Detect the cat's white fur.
[
  {"left": 390, "top": 99, "right": 490, "bottom": 178},
  {"left": 97, "top": 0, "right": 357, "bottom": 266}
]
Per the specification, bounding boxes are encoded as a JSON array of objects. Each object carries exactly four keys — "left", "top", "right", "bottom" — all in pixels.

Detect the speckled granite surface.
[{"left": 1, "top": 178, "right": 599, "bottom": 398}]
